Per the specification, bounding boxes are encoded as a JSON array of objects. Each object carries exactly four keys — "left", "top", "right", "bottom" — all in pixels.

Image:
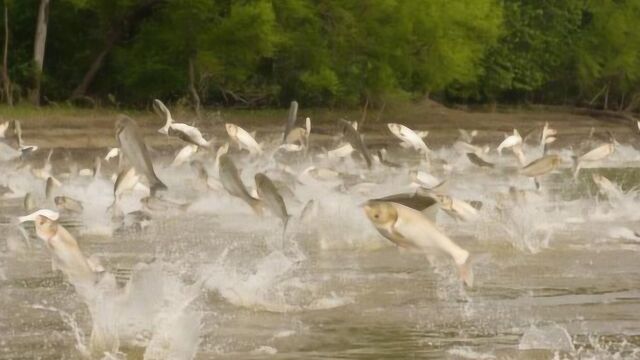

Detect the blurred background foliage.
[{"left": 3, "top": 0, "right": 640, "bottom": 111}]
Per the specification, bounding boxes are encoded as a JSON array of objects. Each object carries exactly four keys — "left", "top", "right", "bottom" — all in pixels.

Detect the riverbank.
[{"left": 0, "top": 100, "right": 636, "bottom": 150}]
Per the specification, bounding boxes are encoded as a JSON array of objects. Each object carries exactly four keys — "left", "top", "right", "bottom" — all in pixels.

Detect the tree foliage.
[{"left": 0, "top": 0, "right": 639, "bottom": 110}]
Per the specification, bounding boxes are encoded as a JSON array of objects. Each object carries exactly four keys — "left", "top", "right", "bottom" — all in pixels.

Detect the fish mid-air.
[
  {"left": 520, "top": 154, "right": 562, "bottom": 189},
  {"left": 432, "top": 193, "right": 480, "bottom": 222},
  {"left": 110, "top": 166, "right": 142, "bottom": 218},
  {"left": 573, "top": 141, "right": 615, "bottom": 179},
  {"left": 370, "top": 191, "right": 439, "bottom": 222},
  {"left": 54, "top": 196, "right": 84, "bottom": 214},
  {"left": 466, "top": 153, "right": 494, "bottom": 168},
  {"left": 218, "top": 154, "right": 262, "bottom": 214},
  {"left": 154, "top": 99, "right": 212, "bottom": 148},
  {"left": 497, "top": 129, "right": 522, "bottom": 155},
  {"left": 363, "top": 201, "right": 473, "bottom": 287},
  {"left": 225, "top": 123, "right": 263, "bottom": 155},
  {"left": 115, "top": 115, "right": 167, "bottom": 195},
  {"left": 19, "top": 209, "right": 102, "bottom": 285},
  {"left": 338, "top": 119, "right": 372, "bottom": 168},
  {"left": 284, "top": 117, "right": 311, "bottom": 150},
  {"left": 282, "top": 100, "right": 299, "bottom": 144},
  {"left": 387, "top": 123, "right": 430, "bottom": 155},
  {"left": 255, "top": 173, "right": 290, "bottom": 235}
]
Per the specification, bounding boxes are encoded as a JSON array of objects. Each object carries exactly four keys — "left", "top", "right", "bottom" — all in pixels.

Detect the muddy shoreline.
[{"left": 0, "top": 101, "right": 636, "bottom": 151}]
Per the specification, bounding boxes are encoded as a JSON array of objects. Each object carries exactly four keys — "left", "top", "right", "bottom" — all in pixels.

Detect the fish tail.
[{"left": 457, "top": 261, "right": 474, "bottom": 288}]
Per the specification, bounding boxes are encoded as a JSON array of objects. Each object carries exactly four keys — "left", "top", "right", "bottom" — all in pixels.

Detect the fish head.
[
  {"left": 54, "top": 196, "right": 65, "bottom": 206},
  {"left": 19, "top": 209, "right": 60, "bottom": 240},
  {"left": 387, "top": 123, "right": 401, "bottom": 136},
  {"left": 591, "top": 173, "right": 604, "bottom": 185},
  {"left": 225, "top": 123, "right": 237, "bottom": 137},
  {"left": 363, "top": 201, "right": 397, "bottom": 227},
  {"left": 153, "top": 99, "right": 168, "bottom": 114}
]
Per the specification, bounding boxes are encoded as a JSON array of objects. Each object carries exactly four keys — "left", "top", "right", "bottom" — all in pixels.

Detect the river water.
[{"left": 0, "top": 114, "right": 639, "bottom": 359}]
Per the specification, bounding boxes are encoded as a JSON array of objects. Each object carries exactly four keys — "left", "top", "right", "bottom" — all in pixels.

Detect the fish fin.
[
  {"left": 150, "top": 181, "right": 168, "bottom": 196},
  {"left": 250, "top": 198, "right": 263, "bottom": 216},
  {"left": 283, "top": 215, "right": 291, "bottom": 234},
  {"left": 204, "top": 139, "right": 216, "bottom": 149},
  {"left": 457, "top": 261, "right": 474, "bottom": 288},
  {"left": 179, "top": 202, "right": 192, "bottom": 212},
  {"left": 281, "top": 216, "right": 291, "bottom": 248}
]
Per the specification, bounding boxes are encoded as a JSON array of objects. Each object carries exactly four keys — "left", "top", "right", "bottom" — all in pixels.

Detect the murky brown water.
[{"left": 1, "top": 109, "right": 639, "bottom": 359}]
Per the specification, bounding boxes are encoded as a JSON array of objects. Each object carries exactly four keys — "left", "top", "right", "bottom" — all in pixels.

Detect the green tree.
[{"left": 576, "top": 0, "right": 640, "bottom": 110}]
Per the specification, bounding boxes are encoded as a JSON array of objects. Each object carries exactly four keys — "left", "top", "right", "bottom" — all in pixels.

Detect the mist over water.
[{"left": 1, "top": 120, "right": 639, "bottom": 359}]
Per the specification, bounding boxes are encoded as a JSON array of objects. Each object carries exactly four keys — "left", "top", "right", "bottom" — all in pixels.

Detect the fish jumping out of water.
[
  {"left": 19, "top": 209, "right": 102, "bottom": 284},
  {"left": 110, "top": 166, "right": 142, "bottom": 218},
  {"left": 520, "top": 154, "right": 562, "bottom": 189},
  {"left": 54, "top": 196, "right": 84, "bottom": 214},
  {"left": 431, "top": 193, "right": 480, "bottom": 222},
  {"left": 338, "top": 119, "right": 372, "bottom": 168},
  {"left": 591, "top": 173, "right": 623, "bottom": 201},
  {"left": 171, "top": 144, "right": 199, "bottom": 167},
  {"left": 115, "top": 115, "right": 167, "bottom": 195},
  {"left": 154, "top": 99, "right": 212, "bottom": 148},
  {"left": 573, "top": 142, "right": 615, "bottom": 179},
  {"left": 466, "top": 153, "right": 494, "bottom": 168},
  {"left": 387, "top": 123, "right": 430, "bottom": 155},
  {"left": 218, "top": 154, "right": 262, "bottom": 214},
  {"left": 255, "top": 173, "right": 291, "bottom": 235},
  {"left": 371, "top": 191, "right": 439, "bottom": 222},
  {"left": 497, "top": 129, "right": 522, "bottom": 155},
  {"left": 285, "top": 117, "right": 311, "bottom": 150},
  {"left": 363, "top": 201, "right": 473, "bottom": 287},
  {"left": 282, "top": 100, "right": 299, "bottom": 144},
  {"left": 225, "top": 123, "right": 262, "bottom": 155}
]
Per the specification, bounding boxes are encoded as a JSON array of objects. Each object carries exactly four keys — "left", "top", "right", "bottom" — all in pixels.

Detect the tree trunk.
[
  {"left": 188, "top": 56, "right": 202, "bottom": 118},
  {"left": 2, "top": 3, "right": 12, "bottom": 106},
  {"left": 70, "top": 31, "right": 119, "bottom": 99},
  {"left": 69, "top": 0, "right": 164, "bottom": 100},
  {"left": 29, "top": 0, "right": 50, "bottom": 106}
]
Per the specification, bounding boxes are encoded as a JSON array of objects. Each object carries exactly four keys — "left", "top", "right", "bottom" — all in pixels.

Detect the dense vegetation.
[{"left": 2, "top": 0, "right": 640, "bottom": 111}]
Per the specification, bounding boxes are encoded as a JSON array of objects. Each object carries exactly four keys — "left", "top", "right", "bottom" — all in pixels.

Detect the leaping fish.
[
  {"left": 218, "top": 154, "right": 262, "bottom": 214},
  {"left": 497, "top": 129, "right": 522, "bottom": 155},
  {"left": 387, "top": 123, "right": 430, "bottom": 154},
  {"left": 363, "top": 201, "right": 473, "bottom": 287},
  {"left": 225, "top": 123, "right": 262, "bottom": 155},
  {"left": 573, "top": 142, "right": 615, "bottom": 179},
  {"left": 338, "top": 119, "right": 372, "bottom": 168},
  {"left": 154, "top": 99, "right": 212, "bottom": 148},
  {"left": 115, "top": 115, "right": 167, "bottom": 195},
  {"left": 19, "top": 209, "right": 101, "bottom": 284},
  {"left": 255, "top": 173, "right": 291, "bottom": 236}
]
